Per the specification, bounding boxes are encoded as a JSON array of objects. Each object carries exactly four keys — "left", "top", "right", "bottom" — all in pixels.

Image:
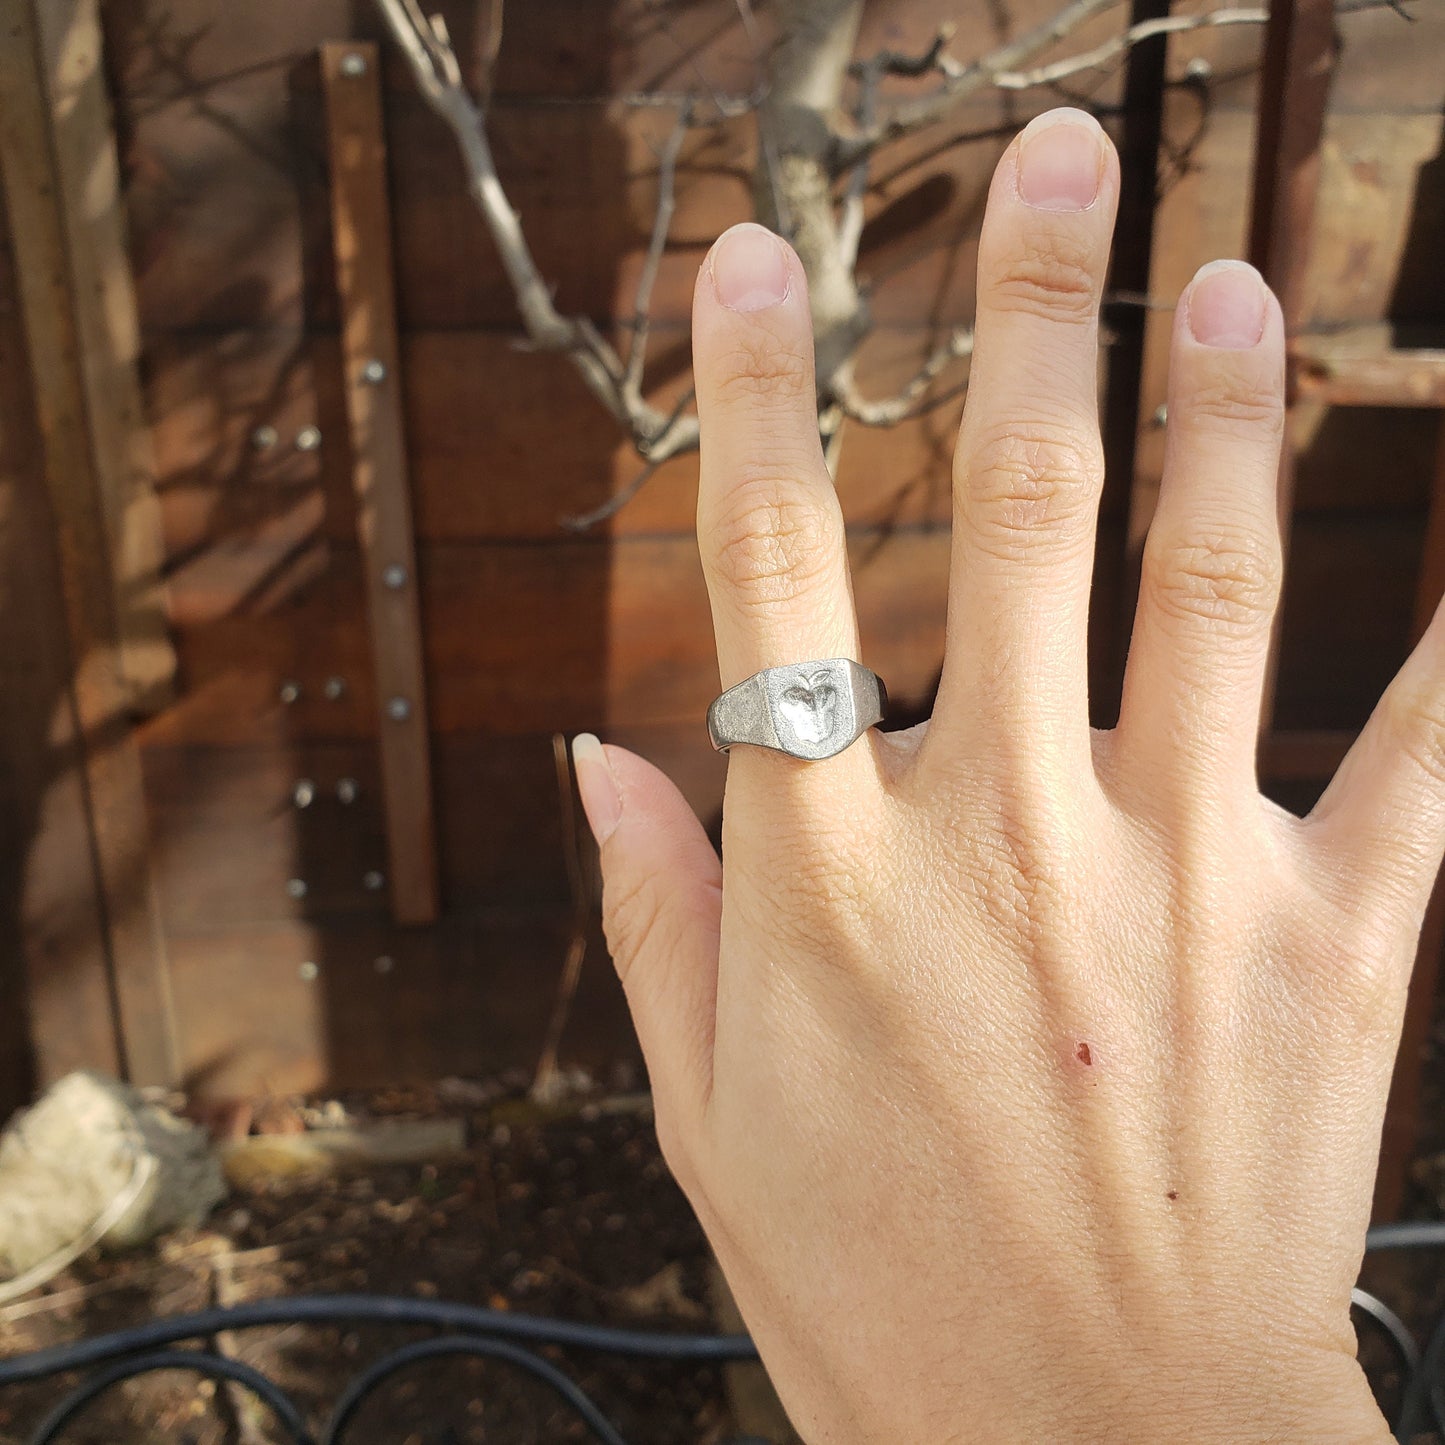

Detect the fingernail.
[
  {"left": 1016, "top": 108, "right": 1104, "bottom": 212},
  {"left": 709, "top": 222, "right": 791, "bottom": 312},
  {"left": 572, "top": 733, "right": 621, "bottom": 845},
  {"left": 1186, "top": 260, "right": 1267, "bottom": 349}
]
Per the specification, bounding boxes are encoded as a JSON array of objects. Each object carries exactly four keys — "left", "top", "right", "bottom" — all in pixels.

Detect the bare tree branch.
[
  {"left": 562, "top": 456, "right": 666, "bottom": 532},
  {"left": 373, "top": 0, "right": 698, "bottom": 462},
  {"left": 834, "top": 328, "right": 975, "bottom": 427},
  {"left": 834, "top": 0, "right": 1123, "bottom": 168},
  {"left": 625, "top": 102, "right": 693, "bottom": 402},
  {"left": 834, "top": 0, "right": 1401, "bottom": 166},
  {"left": 992, "top": 7, "right": 1268, "bottom": 91}
]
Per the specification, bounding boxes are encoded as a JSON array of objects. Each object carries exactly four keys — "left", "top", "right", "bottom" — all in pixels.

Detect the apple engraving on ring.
[{"left": 779, "top": 669, "right": 839, "bottom": 746}]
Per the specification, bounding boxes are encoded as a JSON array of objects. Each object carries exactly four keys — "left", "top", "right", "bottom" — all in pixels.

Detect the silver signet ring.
[{"left": 707, "top": 659, "right": 887, "bottom": 761}]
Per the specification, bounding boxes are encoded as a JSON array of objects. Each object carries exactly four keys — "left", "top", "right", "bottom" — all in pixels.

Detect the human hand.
[{"left": 571, "top": 107, "right": 1433, "bottom": 1442}]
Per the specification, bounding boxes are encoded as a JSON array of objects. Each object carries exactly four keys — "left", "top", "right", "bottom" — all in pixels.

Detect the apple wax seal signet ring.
[{"left": 707, "top": 659, "right": 887, "bottom": 761}]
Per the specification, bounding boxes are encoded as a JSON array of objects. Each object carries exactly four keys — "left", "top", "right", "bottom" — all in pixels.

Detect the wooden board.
[
  {"left": 0, "top": 0, "right": 177, "bottom": 1085},
  {"left": 167, "top": 909, "right": 639, "bottom": 1100},
  {"left": 322, "top": 42, "right": 438, "bottom": 925},
  {"left": 141, "top": 725, "right": 726, "bottom": 934},
  {"left": 30, "top": 0, "right": 175, "bottom": 710},
  {"left": 0, "top": 187, "right": 120, "bottom": 1105}
]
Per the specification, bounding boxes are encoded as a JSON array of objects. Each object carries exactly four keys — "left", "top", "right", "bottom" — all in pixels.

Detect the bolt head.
[
  {"left": 386, "top": 696, "right": 412, "bottom": 722},
  {"left": 374, "top": 954, "right": 395, "bottom": 975},
  {"left": 279, "top": 681, "right": 301, "bottom": 705},
  {"left": 286, "top": 878, "right": 309, "bottom": 900},
  {"left": 361, "top": 359, "right": 387, "bottom": 385},
  {"left": 382, "top": 563, "right": 409, "bottom": 590},
  {"left": 363, "top": 869, "right": 386, "bottom": 892},
  {"left": 339, "top": 53, "right": 367, "bottom": 77},
  {"left": 295, "top": 425, "right": 322, "bottom": 452},
  {"left": 292, "top": 779, "right": 316, "bottom": 809},
  {"left": 336, "top": 778, "right": 360, "bottom": 805},
  {"left": 299, "top": 961, "right": 320, "bottom": 982},
  {"left": 250, "top": 425, "right": 279, "bottom": 451},
  {"left": 323, "top": 676, "right": 347, "bottom": 701}
]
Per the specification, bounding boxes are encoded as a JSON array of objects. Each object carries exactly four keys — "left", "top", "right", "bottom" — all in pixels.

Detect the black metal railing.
[{"left": 2, "top": 1222, "right": 1443, "bottom": 1445}]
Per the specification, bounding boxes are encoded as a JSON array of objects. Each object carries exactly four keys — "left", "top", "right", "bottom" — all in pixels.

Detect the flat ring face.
[{"left": 707, "top": 659, "right": 886, "bottom": 761}]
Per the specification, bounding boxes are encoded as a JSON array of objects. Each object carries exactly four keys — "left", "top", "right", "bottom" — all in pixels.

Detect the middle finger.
[{"left": 926, "top": 109, "right": 1120, "bottom": 781}]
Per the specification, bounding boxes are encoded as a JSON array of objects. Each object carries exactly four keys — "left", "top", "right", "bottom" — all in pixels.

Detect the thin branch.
[
  {"left": 992, "top": 7, "right": 1268, "bottom": 91},
  {"left": 835, "top": 0, "right": 1403, "bottom": 167},
  {"left": 373, "top": 0, "right": 697, "bottom": 461},
  {"left": 562, "top": 455, "right": 666, "bottom": 532},
  {"left": 477, "top": 0, "right": 505, "bottom": 110},
  {"left": 833, "top": 328, "right": 975, "bottom": 427},
  {"left": 834, "top": 0, "right": 1123, "bottom": 168},
  {"left": 625, "top": 101, "right": 693, "bottom": 400}
]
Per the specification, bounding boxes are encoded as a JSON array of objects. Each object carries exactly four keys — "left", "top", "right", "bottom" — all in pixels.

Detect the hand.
[{"left": 571, "top": 107, "right": 1432, "bottom": 1443}]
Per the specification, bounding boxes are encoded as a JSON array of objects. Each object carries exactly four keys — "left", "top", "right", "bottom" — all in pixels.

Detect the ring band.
[{"left": 707, "top": 659, "right": 887, "bottom": 761}]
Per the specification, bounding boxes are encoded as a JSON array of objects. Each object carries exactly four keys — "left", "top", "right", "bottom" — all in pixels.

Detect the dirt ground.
[
  {"left": 2, "top": 1051, "right": 1445, "bottom": 1444},
  {"left": 0, "top": 1077, "right": 735, "bottom": 1445}
]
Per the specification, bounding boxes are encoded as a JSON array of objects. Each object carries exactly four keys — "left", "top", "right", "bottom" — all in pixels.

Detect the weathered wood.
[
  {"left": 1294, "top": 328, "right": 1445, "bottom": 409},
  {"left": 139, "top": 531, "right": 953, "bottom": 744},
  {"left": 31, "top": 0, "right": 175, "bottom": 711},
  {"left": 0, "top": 188, "right": 118, "bottom": 1105},
  {"left": 322, "top": 42, "right": 438, "bottom": 926},
  {"left": 140, "top": 725, "right": 726, "bottom": 931},
  {"left": 167, "top": 910, "right": 637, "bottom": 1100},
  {"left": 0, "top": 0, "right": 177, "bottom": 1085}
]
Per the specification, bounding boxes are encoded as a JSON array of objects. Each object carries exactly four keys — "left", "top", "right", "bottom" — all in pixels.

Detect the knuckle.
[
  {"left": 1175, "top": 373, "right": 1284, "bottom": 439},
  {"left": 961, "top": 421, "right": 1101, "bottom": 559},
  {"left": 1144, "top": 528, "right": 1280, "bottom": 633},
  {"left": 708, "top": 478, "right": 841, "bottom": 608},
  {"left": 989, "top": 226, "right": 1100, "bottom": 323},
  {"left": 710, "top": 331, "right": 815, "bottom": 407}
]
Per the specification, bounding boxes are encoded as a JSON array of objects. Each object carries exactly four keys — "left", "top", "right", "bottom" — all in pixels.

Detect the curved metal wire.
[
  {"left": 322, "top": 1336, "right": 628, "bottom": 1445},
  {"left": 5, "top": 1237, "right": 1445, "bottom": 1445},
  {"left": 26, "top": 1349, "right": 312, "bottom": 1445}
]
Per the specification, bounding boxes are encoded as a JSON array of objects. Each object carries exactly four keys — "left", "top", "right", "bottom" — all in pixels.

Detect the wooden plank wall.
[{"left": 0, "top": 0, "right": 1438, "bottom": 1103}]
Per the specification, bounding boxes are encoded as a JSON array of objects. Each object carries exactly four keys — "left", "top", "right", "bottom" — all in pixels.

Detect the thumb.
[{"left": 572, "top": 735, "right": 721, "bottom": 1116}]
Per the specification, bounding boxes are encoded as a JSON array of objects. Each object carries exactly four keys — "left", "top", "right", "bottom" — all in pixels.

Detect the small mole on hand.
[
  {"left": 1166, "top": 1191, "right": 1179, "bottom": 1202},
  {"left": 1074, "top": 1042, "right": 1092, "bottom": 1067}
]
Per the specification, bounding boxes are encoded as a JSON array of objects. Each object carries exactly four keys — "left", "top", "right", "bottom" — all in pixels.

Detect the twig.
[
  {"left": 835, "top": 0, "right": 1402, "bottom": 166},
  {"left": 834, "top": 0, "right": 1123, "bottom": 168},
  {"left": 834, "top": 328, "right": 975, "bottom": 427},
  {"left": 625, "top": 102, "right": 694, "bottom": 402},
  {"left": 373, "top": 0, "right": 698, "bottom": 462},
  {"left": 477, "top": 0, "right": 504, "bottom": 111},
  {"left": 992, "top": 7, "right": 1268, "bottom": 91},
  {"left": 735, "top": 0, "right": 792, "bottom": 234},
  {"left": 531, "top": 734, "right": 592, "bottom": 1105}
]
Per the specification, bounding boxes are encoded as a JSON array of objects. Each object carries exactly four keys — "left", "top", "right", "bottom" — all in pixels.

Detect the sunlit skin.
[{"left": 572, "top": 108, "right": 1440, "bottom": 1443}]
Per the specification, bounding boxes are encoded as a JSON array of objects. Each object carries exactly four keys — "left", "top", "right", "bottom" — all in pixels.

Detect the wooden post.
[
  {"left": 1246, "top": 0, "right": 1336, "bottom": 727},
  {"left": 321, "top": 43, "right": 440, "bottom": 926},
  {"left": 30, "top": 0, "right": 175, "bottom": 712},
  {"left": 0, "top": 0, "right": 177, "bottom": 1084}
]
